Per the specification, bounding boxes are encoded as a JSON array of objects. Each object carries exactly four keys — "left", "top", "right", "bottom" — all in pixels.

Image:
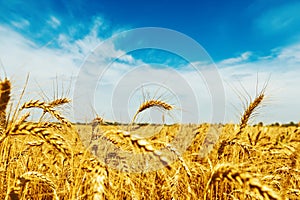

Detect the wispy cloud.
[
  {"left": 11, "top": 18, "right": 30, "bottom": 29},
  {"left": 47, "top": 16, "right": 61, "bottom": 29},
  {"left": 220, "top": 51, "right": 252, "bottom": 65},
  {"left": 254, "top": 1, "right": 300, "bottom": 37}
]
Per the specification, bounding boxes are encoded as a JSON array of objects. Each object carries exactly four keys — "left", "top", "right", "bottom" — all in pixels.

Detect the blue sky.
[
  {"left": 2, "top": 0, "right": 300, "bottom": 60},
  {"left": 0, "top": 0, "right": 300, "bottom": 124}
]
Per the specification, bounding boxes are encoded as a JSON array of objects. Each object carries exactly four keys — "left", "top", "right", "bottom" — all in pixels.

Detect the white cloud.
[
  {"left": 47, "top": 16, "right": 61, "bottom": 29},
  {"left": 277, "top": 44, "right": 300, "bottom": 64},
  {"left": 11, "top": 18, "right": 30, "bottom": 29},
  {"left": 217, "top": 45, "right": 300, "bottom": 124},
  {"left": 254, "top": 2, "right": 300, "bottom": 36},
  {"left": 0, "top": 26, "right": 76, "bottom": 79},
  {"left": 0, "top": 20, "right": 141, "bottom": 122},
  {"left": 220, "top": 51, "right": 252, "bottom": 65}
]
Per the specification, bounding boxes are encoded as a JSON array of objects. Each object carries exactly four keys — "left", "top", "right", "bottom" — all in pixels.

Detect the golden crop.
[{"left": 0, "top": 78, "right": 299, "bottom": 199}]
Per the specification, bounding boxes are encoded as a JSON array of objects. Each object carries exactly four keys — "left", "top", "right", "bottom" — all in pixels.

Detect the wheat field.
[{"left": 0, "top": 78, "right": 299, "bottom": 200}]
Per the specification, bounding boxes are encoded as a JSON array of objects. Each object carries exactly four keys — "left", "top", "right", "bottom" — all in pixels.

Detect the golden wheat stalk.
[
  {"left": 102, "top": 129, "right": 172, "bottom": 169},
  {"left": 20, "top": 100, "right": 72, "bottom": 127},
  {"left": 166, "top": 144, "right": 192, "bottom": 177},
  {"left": 48, "top": 98, "right": 71, "bottom": 107},
  {"left": 132, "top": 99, "right": 173, "bottom": 123},
  {"left": 169, "top": 166, "right": 181, "bottom": 198},
  {"left": 236, "top": 92, "right": 264, "bottom": 136},
  {"left": 0, "top": 112, "right": 30, "bottom": 144},
  {"left": 40, "top": 122, "right": 63, "bottom": 130},
  {"left": 8, "top": 122, "right": 72, "bottom": 156},
  {"left": 204, "top": 164, "right": 281, "bottom": 200},
  {"left": 0, "top": 78, "right": 11, "bottom": 129},
  {"left": 9, "top": 171, "right": 58, "bottom": 200},
  {"left": 91, "top": 167, "right": 107, "bottom": 200}
]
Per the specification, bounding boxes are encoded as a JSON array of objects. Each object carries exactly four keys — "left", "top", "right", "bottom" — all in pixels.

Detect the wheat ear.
[
  {"left": 0, "top": 112, "right": 30, "bottom": 144},
  {"left": 8, "top": 122, "right": 72, "bottom": 156},
  {"left": 236, "top": 92, "right": 264, "bottom": 136},
  {"left": 48, "top": 98, "right": 71, "bottom": 107},
  {"left": 91, "top": 166, "right": 107, "bottom": 200},
  {"left": 132, "top": 99, "right": 173, "bottom": 123},
  {"left": 0, "top": 78, "right": 11, "bottom": 129},
  {"left": 9, "top": 171, "right": 58, "bottom": 200},
  {"left": 204, "top": 164, "right": 281, "bottom": 200},
  {"left": 103, "top": 129, "right": 172, "bottom": 168},
  {"left": 20, "top": 100, "right": 72, "bottom": 127}
]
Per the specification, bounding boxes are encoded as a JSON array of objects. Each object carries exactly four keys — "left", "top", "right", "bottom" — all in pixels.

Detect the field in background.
[
  {"left": 0, "top": 77, "right": 299, "bottom": 199},
  {"left": 1, "top": 121, "right": 299, "bottom": 199},
  {"left": 78, "top": 123, "right": 300, "bottom": 199}
]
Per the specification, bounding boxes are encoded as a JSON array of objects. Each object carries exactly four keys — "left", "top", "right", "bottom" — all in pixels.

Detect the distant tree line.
[{"left": 256, "top": 121, "right": 300, "bottom": 127}]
